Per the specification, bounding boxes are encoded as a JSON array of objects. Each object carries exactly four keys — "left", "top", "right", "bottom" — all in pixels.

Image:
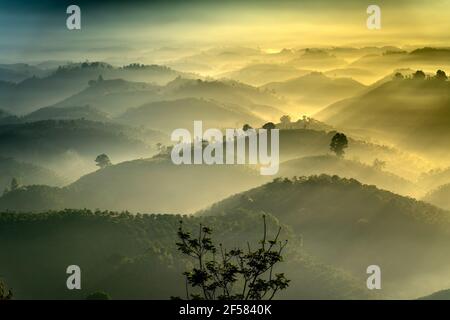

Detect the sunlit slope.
[
  {"left": 0, "top": 156, "right": 266, "bottom": 213},
  {"left": 262, "top": 72, "right": 366, "bottom": 113},
  {"left": 52, "top": 77, "right": 284, "bottom": 120},
  {"left": 316, "top": 78, "right": 450, "bottom": 158},
  {"left": 278, "top": 155, "right": 417, "bottom": 196},
  {"left": 118, "top": 98, "right": 265, "bottom": 132}
]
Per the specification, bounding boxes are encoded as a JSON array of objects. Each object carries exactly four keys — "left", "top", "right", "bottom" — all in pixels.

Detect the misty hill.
[
  {"left": 0, "top": 62, "right": 189, "bottom": 115},
  {"left": 419, "top": 167, "right": 450, "bottom": 191},
  {"left": 0, "top": 209, "right": 370, "bottom": 299},
  {"left": 24, "top": 105, "right": 110, "bottom": 122},
  {"left": 418, "top": 289, "right": 450, "bottom": 300},
  {"left": 262, "top": 72, "right": 366, "bottom": 112},
  {"left": 348, "top": 47, "right": 450, "bottom": 80},
  {"left": 0, "top": 157, "right": 65, "bottom": 191},
  {"left": 0, "top": 155, "right": 266, "bottom": 213},
  {"left": 352, "top": 48, "right": 450, "bottom": 69},
  {"left": 200, "top": 175, "right": 450, "bottom": 298},
  {"left": 423, "top": 184, "right": 450, "bottom": 210},
  {"left": 164, "top": 77, "right": 284, "bottom": 119},
  {"left": 50, "top": 77, "right": 284, "bottom": 120},
  {"left": 220, "top": 63, "right": 311, "bottom": 86},
  {"left": 51, "top": 78, "right": 161, "bottom": 116},
  {"left": 118, "top": 97, "right": 265, "bottom": 132},
  {"left": 0, "top": 63, "right": 49, "bottom": 83},
  {"left": 278, "top": 155, "right": 417, "bottom": 196},
  {"left": 276, "top": 128, "right": 427, "bottom": 181},
  {"left": 0, "top": 119, "right": 167, "bottom": 180},
  {"left": 287, "top": 49, "right": 348, "bottom": 70},
  {"left": 316, "top": 77, "right": 450, "bottom": 158},
  {"left": 0, "top": 119, "right": 155, "bottom": 161},
  {"left": 324, "top": 67, "right": 376, "bottom": 85}
]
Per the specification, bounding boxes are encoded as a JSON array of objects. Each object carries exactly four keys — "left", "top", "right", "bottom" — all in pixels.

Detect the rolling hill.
[
  {"left": 199, "top": 175, "right": 450, "bottom": 298},
  {"left": 0, "top": 209, "right": 370, "bottom": 299},
  {"left": 316, "top": 77, "right": 450, "bottom": 158},
  {"left": 0, "top": 157, "right": 66, "bottom": 191},
  {"left": 262, "top": 72, "right": 366, "bottom": 113},
  {"left": 0, "top": 119, "right": 168, "bottom": 180},
  {"left": 278, "top": 155, "right": 417, "bottom": 196},
  {"left": 117, "top": 97, "right": 265, "bottom": 132},
  {"left": 220, "top": 63, "right": 311, "bottom": 86},
  {"left": 24, "top": 105, "right": 110, "bottom": 122},
  {"left": 0, "top": 62, "right": 189, "bottom": 115},
  {"left": 0, "top": 155, "right": 267, "bottom": 213},
  {"left": 50, "top": 77, "right": 284, "bottom": 120}
]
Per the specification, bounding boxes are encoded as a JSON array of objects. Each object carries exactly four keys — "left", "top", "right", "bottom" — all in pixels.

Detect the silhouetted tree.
[
  {"left": 413, "top": 70, "right": 426, "bottom": 80},
  {"left": 262, "top": 122, "right": 276, "bottom": 130},
  {"left": 10, "top": 178, "right": 19, "bottom": 191},
  {"left": 330, "top": 133, "right": 348, "bottom": 157},
  {"left": 393, "top": 72, "right": 404, "bottom": 80},
  {"left": 95, "top": 154, "right": 112, "bottom": 169},
  {"left": 280, "top": 115, "right": 291, "bottom": 128},
  {"left": 301, "top": 115, "right": 311, "bottom": 129},
  {"left": 175, "top": 215, "right": 289, "bottom": 300},
  {"left": 435, "top": 70, "right": 448, "bottom": 81},
  {"left": 243, "top": 124, "right": 252, "bottom": 131}
]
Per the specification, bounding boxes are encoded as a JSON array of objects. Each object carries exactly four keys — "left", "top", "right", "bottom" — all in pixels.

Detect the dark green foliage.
[
  {"left": 435, "top": 69, "right": 447, "bottom": 81},
  {"left": 262, "top": 122, "right": 276, "bottom": 130},
  {"left": 413, "top": 70, "right": 426, "bottom": 80},
  {"left": 200, "top": 175, "right": 450, "bottom": 297},
  {"left": 0, "top": 207, "right": 370, "bottom": 299},
  {"left": 330, "top": 132, "right": 348, "bottom": 157},
  {"left": 95, "top": 154, "right": 112, "bottom": 169},
  {"left": 394, "top": 72, "right": 404, "bottom": 80},
  {"left": 176, "top": 216, "right": 289, "bottom": 300}
]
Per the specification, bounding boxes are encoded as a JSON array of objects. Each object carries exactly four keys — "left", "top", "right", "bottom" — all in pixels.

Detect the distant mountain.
[
  {"left": 349, "top": 47, "right": 450, "bottom": 77},
  {"left": 0, "top": 155, "right": 266, "bottom": 213},
  {"left": 220, "top": 63, "right": 311, "bottom": 86},
  {"left": 0, "top": 62, "right": 190, "bottom": 115},
  {"left": 164, "top": 77, "right": 284, "bottom": 118},
  {"left": 262, "top": 72, "right": 366, "bottom": 112},
  {"left": 0, "top": 119, "right": 167, "bottom": 181},
  {"left": 324, "top": 67, "right": 376, "bottom": 84},
  {"left": 50, "top": 77, "right": 284, "bottom": 119},
  {"left": 200, "top": 175, "right": 450, "bottom": 298},
  {"left": 0, "top": 157, "right": 66, "bottom": 191},
  {"left": 287, "top": 49, "right": 348, "bottom": 70},
  {"left": 50, "top": 78, "right": 161, "bottom": 116},
  {"left": 24, "top": 105, "right": 110, "bottom": 122},
  {"left": 0, "top": 63, "right": 49, "bottom": 82},
  {"left": 118, "top": 97, "right": 265, "bottom": 132},
  {"left": 316, "top": 78, "right": 450, "bottom": 158}
]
